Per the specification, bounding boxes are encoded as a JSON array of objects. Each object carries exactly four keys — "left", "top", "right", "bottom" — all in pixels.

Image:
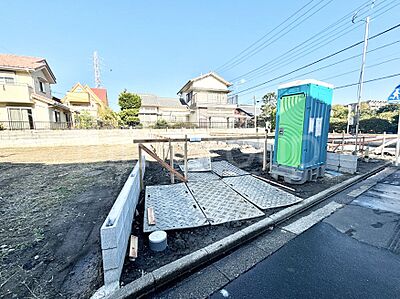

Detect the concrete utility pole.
[
  {"left": 93, "top": 51, "right": 101, "bottom": 88},
  {"left": 353, "top": 1, "right": 375, "bottom": 154}
]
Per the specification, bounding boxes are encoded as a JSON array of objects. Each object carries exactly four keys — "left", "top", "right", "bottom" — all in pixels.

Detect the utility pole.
[
  {"left": 353, "top": 1, "right": 374, "bottom": 154},
  {"left": 93, "top": 51, "right": 101, "bottom": 88}
]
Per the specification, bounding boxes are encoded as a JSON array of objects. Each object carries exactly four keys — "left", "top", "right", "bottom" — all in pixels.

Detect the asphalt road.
[{"left": 210, "top": 222, "right": 400, "bottom": 299}]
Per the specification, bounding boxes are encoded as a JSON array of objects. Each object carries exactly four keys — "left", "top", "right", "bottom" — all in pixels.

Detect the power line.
[
  {"left": 232, "top": 21, "right": 400, "bottom": 96},
  {"left": 215, "top": 0, "right": 316, "bottom": 72},
  {"left": 334, "top": 72, "right": 400, "bottom": 89},
  {"left": 322, "top": 56, "right": 400, "bottom": 81},
  {"left": 217, "top": 0, "right": 333, "bottom": 73},
  {"left": 237, "top": 38, "right": 400, "bottom": 98},
  {"left": 230, "top": 0, "right": 397, "bottom": 83}
]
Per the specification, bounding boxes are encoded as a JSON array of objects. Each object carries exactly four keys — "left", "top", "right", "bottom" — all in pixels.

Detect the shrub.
[
  {"left": 329, "top": 119, "right": 347, "bottom": 132},
  {"left": 153, "top": 119, "right": 169, "bottom": 129},
  {"left": 0, "top": 123, "right": 5, "bottom": 131},
  {"left": 359, "top": 118, "right": 394, "bottom": 134}
]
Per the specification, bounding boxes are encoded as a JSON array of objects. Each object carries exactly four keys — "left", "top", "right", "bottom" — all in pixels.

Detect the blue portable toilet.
[{"left": 271, "top": 79, "right": 333, "bottom": 184}]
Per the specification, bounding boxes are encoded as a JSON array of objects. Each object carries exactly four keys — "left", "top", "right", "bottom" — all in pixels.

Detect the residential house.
[
  {"left": 234, "top": 105, "right": 262, "bottom": 128},
  {"left": 138, "top": 94, "right": 189, "bottom": 125},
  {"left": 62, "top": 83, "right": 108, "bottom": 120},
  {"left": 177, "top": 72, "right": 237, "bottom": 128},
  {"left": 0, "top": 54, "right": 71, "bottom": 129}
]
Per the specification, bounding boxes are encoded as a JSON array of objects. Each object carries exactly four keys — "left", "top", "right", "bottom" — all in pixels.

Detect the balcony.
[{"left": 0, "top": 83, "right": 33, "bottom": 104}]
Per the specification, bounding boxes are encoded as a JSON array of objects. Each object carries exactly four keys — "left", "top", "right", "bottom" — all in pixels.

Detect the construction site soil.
[{"left": 0, "top": 143, "right": 383, "bottom": 298}]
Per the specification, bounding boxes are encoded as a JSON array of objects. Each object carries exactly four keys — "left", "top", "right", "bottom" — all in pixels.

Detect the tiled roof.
[
  {"left": 0, "top": 54, "right": 47, "bottom": 70},
  {"left": 139, "top": 94, "right": 185, "bottom": 108},
  {"left": 90, "top": 87, "right": 108, "bottom": 106}
]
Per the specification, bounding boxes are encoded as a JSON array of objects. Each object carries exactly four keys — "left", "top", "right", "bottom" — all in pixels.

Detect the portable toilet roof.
[{"left": 279, "top": 79, "right": 334, "bottom": 90}]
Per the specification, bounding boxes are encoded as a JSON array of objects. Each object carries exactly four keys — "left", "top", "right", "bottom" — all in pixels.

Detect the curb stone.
[{"left": 105, "top": 161, "right": 391, "bottom": 299}]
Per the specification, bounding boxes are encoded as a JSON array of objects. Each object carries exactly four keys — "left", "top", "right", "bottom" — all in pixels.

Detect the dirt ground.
[
  {"left": 0, "top": 142, "right": 384, "bottom": 298},
  {"left": 0, "top": 146, "right": 135, "bottom": 299},
  {"left": 120, "top": 146, "right": 384, "bottom": 285}
]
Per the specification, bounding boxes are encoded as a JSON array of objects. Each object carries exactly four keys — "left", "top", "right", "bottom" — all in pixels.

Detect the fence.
[{"left": 0, "top": 120, "right": 263, "bottom": 131}]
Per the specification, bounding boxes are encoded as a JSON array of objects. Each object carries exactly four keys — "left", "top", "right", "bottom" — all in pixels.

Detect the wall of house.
[
  {"left": 192, "top": 76, "right": 228, "bottom": 91},
  {"left": 33, "top": 100, "right": 51, "bottom": 122},
  {"left": 31, "top": 69, "right": 52, "bottom": 99},
  {"left": 193, "top": 91, "right": 228, "bottom": 106}
]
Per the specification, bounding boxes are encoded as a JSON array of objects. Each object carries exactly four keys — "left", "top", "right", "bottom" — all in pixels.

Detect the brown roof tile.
[{"left": 0, "top": 54, "right": 47, "bottom": 70}]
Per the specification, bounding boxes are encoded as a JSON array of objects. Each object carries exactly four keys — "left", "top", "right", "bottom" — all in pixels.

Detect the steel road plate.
[
  {"left": 143, "top": 183, "right": 209, "bottom": 232},
  {"left": 222, "top": 175, "right": 303, "bottom": 209},
  {"left": 211, "top": 160, "right": 249, "bottom": 177},
  {"left": 187, "top": 180, "right": 264, "bottom": 225}
]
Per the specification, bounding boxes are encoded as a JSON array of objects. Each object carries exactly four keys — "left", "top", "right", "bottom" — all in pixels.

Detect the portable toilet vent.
[{"left": 271, "top": 79, "right": 333, "bottom": 184}]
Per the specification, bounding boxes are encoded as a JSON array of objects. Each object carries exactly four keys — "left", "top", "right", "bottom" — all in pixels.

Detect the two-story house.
[
  {"left": 177, "top": 72, "right": 236, "bottom": 128},
  {"left": 138, "top": 94, "right": 189, "bottom": 125},
  {"left": 0, "top": 54, "right": 71, "bottom": 129},
  {"left": 62, "top": 82, "right": 108, "bottom": 119}
]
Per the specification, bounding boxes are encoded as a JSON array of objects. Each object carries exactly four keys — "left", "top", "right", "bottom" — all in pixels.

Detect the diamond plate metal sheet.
[
  {"left": 211, "top": 160, "right": 249, "bottom": 177},
  {"left": 222, "top": 175, "right": 303, "bottom": 209},
  {"left": 144, "top": 183, "right": 209, "bottom": 232},
  {"left": 187, "top": 180, "right": 264, "bottom": 225},
  {"left": 187, "top": 171, "right": 221, "bottom": 182}
]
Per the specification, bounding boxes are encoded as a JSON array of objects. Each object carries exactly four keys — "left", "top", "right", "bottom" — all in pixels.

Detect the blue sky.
[{"left": 1, "top": 0, "right": 400, "bottom": 110}]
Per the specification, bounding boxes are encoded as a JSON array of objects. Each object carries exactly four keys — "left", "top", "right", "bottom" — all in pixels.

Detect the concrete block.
[
  {"left": 326, "top": 165, "right": 340, "bottom": 172},
  {"left": 104, "top": 267, "right": 121, "bottom": 286},
  {"left": 339, "top": 166, "right": 357, "bottom": 174},
  {"left": 100, "top": 156, "right": 146, "bottom": 288}
]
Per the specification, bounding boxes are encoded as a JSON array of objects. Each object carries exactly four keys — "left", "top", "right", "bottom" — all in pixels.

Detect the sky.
[{"left": 1, "top": 0, "right": 400, "bottom": 110}]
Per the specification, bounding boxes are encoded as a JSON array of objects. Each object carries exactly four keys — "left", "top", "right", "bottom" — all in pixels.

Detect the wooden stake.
[
  {"left": 263, "top": 131, "right": 267, "bottom": 171},
  {"left": 169, "top": 139, "right": 175, "bottom": 184},
  {"left": 147, "top": 207, "right": 155, "bottom": 225},
  {"left": 381, "top": 131, "right": 386, "bottom": 157},
  {"left": 138, "top": 144, "right": 186, "bottom": 182},
  {"left": 138, "top": 145, "right": 144, "bottom": 191},
  {"left": 184, "top": 134, "right": 188, "bottom": 179},
  {"left": 129, "top": 235, "right": 138, "bottom": 261}
]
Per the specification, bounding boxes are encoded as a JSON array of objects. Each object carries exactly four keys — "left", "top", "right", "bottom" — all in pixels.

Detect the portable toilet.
[{"left": 271, "top": 79, "right": 333, "bottom": 184}]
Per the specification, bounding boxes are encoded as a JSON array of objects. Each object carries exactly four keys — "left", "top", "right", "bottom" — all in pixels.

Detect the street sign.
[{"left": 388, "top": 84, "right": 400, "bottom": 103}]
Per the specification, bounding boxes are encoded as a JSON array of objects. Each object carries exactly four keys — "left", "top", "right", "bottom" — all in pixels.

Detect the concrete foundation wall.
[
  {"left": 326, "top": 153, "right": 358, "bottom": 174},
  {"left": 100, "top": 156, "right": 145, "bottom": 290},
  {"left": 0, "top": 128, "right": 261, "bottom": 148}
]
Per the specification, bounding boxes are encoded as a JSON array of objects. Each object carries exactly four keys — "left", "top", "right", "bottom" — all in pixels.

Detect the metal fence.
[{"left": 0, "top": 120, "right": 262, "bottom": 131}]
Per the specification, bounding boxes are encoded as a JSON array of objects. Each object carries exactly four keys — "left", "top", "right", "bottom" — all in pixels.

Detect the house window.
[
  {"left": 54, "top": 111, "right": 60, "bottom": 123},
  {"left": 0, "top": 76, "right": 15, "bottom": 84},
  {"left": 7, "top": 107, "right": 34, "bottom": 129},
  {"left": 39, "top": 81, "right": 46, "bottom": 93}
]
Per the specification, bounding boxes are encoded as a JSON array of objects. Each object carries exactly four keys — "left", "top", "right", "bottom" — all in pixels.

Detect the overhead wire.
[
  {"left": 230, "top": 0, "right": 398, "bottom": 83},
  {"left": 231, "top": 21, "right": 400, "bottom": 96},
  {"left": 217, "top": 0, "right": 334, "bottom": 72}
]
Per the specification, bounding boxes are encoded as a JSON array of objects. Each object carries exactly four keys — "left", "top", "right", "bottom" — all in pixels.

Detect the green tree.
[
  {"left": 98, "top": 107, "right": 119, "bottom": 128},
  {"left": 118, "top": 90, "right": 141, "bottom": 126},
  {"left": 260, "top": 92, "right": 277, "bottom": 129},
  {"left": 75, "top": 111, "right": 96, "bottom": 129},
  {"left": 331, "top": 104, "right": 348, "bottom": 120},
  {"left": 119, "top": 109, "right": 140, "bottom": 126}
]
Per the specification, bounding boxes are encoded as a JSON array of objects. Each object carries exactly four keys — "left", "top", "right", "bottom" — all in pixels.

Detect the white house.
[
  {"left": 138, "top": 94, "right": 189, "bottom": 125},
  {"left": 177, "top": 72, "right": 237, "bottom": 128}
]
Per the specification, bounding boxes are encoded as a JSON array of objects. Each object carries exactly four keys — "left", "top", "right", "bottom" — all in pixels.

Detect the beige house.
[
  {"left": 62, "top": 83, "right": 108, "bottom": 119},
  {"left": 138, "top": 94, "right": 189, "bottom": 125},
  {"left": 0, "top": 54, "right": 71, "bottom": 130},
  {"left": 177, "top": 72, "right": 237, "bottom": 128}
]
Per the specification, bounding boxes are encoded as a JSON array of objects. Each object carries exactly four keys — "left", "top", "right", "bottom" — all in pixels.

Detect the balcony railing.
[{"left": 0, "top": 83, "right": 33, "bottom": 103}]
